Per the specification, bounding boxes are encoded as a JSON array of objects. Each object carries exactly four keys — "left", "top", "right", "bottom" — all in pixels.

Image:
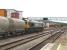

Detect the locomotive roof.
[{"left": 29, "top": 20, "right": 43, "bottom": 23}]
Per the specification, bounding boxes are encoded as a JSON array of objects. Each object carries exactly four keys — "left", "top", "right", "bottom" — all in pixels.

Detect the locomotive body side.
[{"left": 28, "top": 20, "right": 44, "bottom": 33}]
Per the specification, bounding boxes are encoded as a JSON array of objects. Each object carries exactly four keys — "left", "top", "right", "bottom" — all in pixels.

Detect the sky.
[{"left": 0, "top": 0, "right": 67, "bottom": 17}]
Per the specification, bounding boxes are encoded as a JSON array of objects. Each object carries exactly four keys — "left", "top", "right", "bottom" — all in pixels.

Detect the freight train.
[{"left": 0, "top": 17, "right": 44, "bottom": 37}]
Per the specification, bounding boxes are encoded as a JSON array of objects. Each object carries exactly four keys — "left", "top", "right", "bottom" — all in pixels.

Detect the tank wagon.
[
  {"left": 0, "top": 17, "right": 44, "bottom": 37},
  {"left": 0, "top": 17, "right": 9, "bottom": 37},
  {"left": 8, "top": 18, "right": 29, "bottom": 35}
]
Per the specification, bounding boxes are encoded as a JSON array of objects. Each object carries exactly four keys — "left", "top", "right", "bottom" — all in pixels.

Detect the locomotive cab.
[
  {"left": 22, "top": 18, "right": 30, "bottom": 32},
  {"left": 28, "top": 20, "right": 44, "bottom": 33}
]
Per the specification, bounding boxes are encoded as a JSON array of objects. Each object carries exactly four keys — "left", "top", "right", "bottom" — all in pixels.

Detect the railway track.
[
  {"left": 0, "top": 29, "right": 55, "bottom": 50},
  {"left": 0, "top": 30, "right": 54, "bottom": 45},
  {"left": 30, "top": 30, "right": 64, "bottom": 50},
  {"left": 0, "top": 29, "right": 63, "bottom": 50}
]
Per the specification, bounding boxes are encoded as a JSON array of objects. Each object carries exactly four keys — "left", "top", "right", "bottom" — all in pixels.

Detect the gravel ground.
[{"left": 55, "top": 29, "right": 67, "bottom": 43}]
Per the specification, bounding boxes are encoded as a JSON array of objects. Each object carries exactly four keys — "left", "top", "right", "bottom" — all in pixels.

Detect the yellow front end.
[{"left": 24, "top": 21, "right": 30, "bottom": 32}]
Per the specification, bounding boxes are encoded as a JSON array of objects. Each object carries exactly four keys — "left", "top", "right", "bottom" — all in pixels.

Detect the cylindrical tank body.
[
  {"left": 0, "top": 17, "right": 9, "bottom": 35},
  {"left": 9, "top": 18, "right": 25, "bottom": 33},
  {"left": 0, "top": 17, "right": 30, "bottom": 36}
]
